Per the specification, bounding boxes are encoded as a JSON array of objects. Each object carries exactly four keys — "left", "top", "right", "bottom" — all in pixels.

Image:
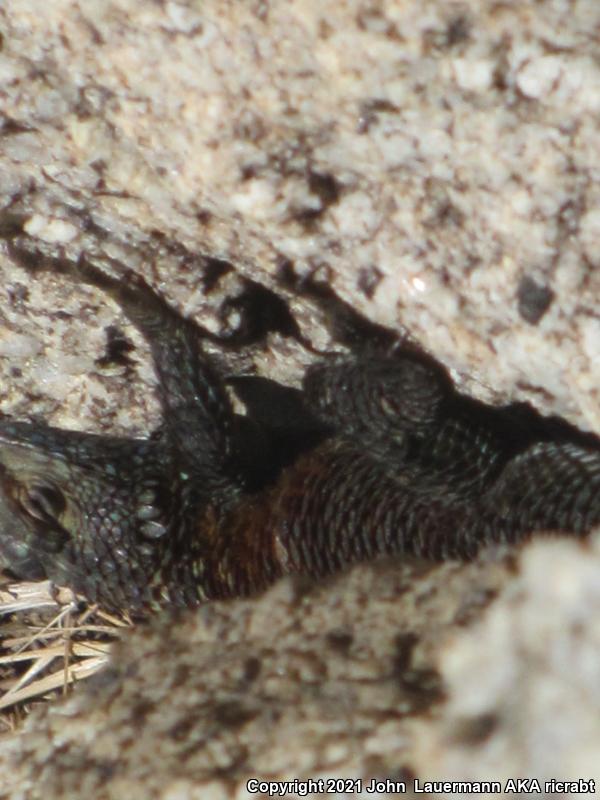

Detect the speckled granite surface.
[
  {"left": 1, "top": 0, "right": 600, "bottom": 433},
  {"left": 1, "top": 0, "right": 600, "bottom": 797},
  {"left": 2, "top": 540, "right": 600, "bottom": 799},
  {"left": 0, "top": 552, "right": 526, "bottom": 799},
  {"left": 412, "top": 536, "right": 600, "bottom": 786}
]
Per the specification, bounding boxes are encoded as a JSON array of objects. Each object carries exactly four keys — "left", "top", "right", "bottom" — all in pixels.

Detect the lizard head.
[{"left": 0, "top": 421, "right": 171, "bottom": 611}]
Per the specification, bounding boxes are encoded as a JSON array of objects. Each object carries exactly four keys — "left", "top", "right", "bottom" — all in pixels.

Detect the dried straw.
[{"left": 0, "top": 576, "right": 131, "bottom": 731}]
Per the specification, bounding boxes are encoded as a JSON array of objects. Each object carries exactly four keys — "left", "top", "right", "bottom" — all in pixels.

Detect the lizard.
[{"left": 0, "top": 245, "right": 599, "bottom": 614}]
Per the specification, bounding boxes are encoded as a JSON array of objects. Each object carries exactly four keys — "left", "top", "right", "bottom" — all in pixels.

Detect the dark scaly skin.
[{"left": 1, "top": 250, "right": 600, "bottom": 612}]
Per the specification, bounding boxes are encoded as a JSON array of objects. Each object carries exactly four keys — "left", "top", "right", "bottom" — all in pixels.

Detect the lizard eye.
[{"left": 19, "top": 484, "right": 66, "bottom": 524}]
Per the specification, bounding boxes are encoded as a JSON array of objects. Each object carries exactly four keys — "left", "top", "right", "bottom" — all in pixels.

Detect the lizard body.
[{"left": 0, "top": 250, "right": 599, "bottom": 613}]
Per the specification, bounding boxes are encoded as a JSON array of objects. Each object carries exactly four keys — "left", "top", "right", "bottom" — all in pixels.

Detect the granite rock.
[
  {"left": 0, "top": 1, "right": 599, "bottom": 797},
  {"left": 0, "top": 0, "right": 599, "bottom": 433},
  {"left": 0, "top": 553, "right": 517, "bottom": 799},
  {"left": 411, "top": 535, "right": 600, "bottom": 791}
]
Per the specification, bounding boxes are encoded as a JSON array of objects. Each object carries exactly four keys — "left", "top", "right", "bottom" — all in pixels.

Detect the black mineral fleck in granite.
[{"left": 517, "top": 275, "right": 555, "bottom": 324}]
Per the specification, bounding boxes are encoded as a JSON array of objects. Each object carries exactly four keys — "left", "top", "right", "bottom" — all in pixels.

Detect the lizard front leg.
[{"left": 1, "top": 248, "right": 328, "bottom": 608}]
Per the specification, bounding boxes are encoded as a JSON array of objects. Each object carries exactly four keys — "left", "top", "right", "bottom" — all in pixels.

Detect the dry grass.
[{"left": 0, "top": 575, "right": 131, "bottom": 732}]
